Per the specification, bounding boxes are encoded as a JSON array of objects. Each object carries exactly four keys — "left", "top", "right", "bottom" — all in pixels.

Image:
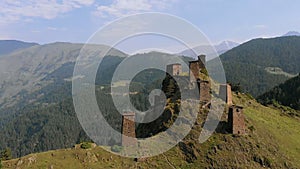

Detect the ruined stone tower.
[
  {"left": 189, "top": 55, "right": 206, "bottom": 83},
  {"left": 166, "top": 63, "right": 182, "bottom": 76},
  {"left": 228, "top": 105, "right": 246, "bottom": 135},
  {"left": 219, "top": 84, "right": 233, "bottom": 105},
  {"left": 188, "top": 55, "right": 211, "bottom": 104},
  {"left": 121, "top": 112, "right": 137, "bottom": 146},
  {"left": 199, "top": 80, "right": 211, "bottom": 104}
]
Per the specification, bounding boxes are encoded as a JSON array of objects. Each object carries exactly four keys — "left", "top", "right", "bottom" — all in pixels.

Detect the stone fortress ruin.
[{"left": 121, "top": 55, "right": 246, "bottom": 146}]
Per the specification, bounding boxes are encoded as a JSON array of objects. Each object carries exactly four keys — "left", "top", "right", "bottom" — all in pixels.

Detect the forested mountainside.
[
  {"left": 258, "top": 73, "right": 300, "bottom": 111},
  {"left": 0, "top": 45, "right": 192, "bottom": 157},
  {"left": 219, "top": 36, "right": 300, "bottom": 97}
]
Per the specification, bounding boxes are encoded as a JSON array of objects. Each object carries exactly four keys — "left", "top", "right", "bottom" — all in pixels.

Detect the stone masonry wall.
[
  {"left": 228, "top": 105, "right": 246, "bottom": 135},
  {"left": 199, "top": 80, "right": 211, "bottom": 104},
  {"left": 121, "top": 112, "right": 137, "bottom": 146},
  {"left": 219, "top": 84, "right": 233, "bottom": 105}
]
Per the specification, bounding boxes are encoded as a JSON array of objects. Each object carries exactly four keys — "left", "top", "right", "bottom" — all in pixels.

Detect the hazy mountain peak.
[
  {"left": 282, "top": 31, "right": 300, "bottom": 37},
  {"left": 178, "top": 40, "right": 239, "bottom": 59},
  {"left": 0, "top": 40, "right": 39, "bottom": 56},
  {"left": 217, "top": 40, "right": 239, "bottom": 49},
  {"left": 215, "top": 41, "right": 239, "bottom": 54}
]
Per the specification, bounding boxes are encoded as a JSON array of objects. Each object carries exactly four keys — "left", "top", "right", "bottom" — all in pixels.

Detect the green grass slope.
[{"left": 2, "top": 93, "right": 299, "bottom": 168}]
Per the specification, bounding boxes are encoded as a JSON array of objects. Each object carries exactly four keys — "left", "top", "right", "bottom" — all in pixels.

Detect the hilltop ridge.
[{"left": 1, "top": 93, "right": 299, "bottom": 169}]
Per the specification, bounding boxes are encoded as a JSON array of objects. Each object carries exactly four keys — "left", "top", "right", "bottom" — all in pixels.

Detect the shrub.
[
  {"left": 0, "top": 148, "right": 12, "bottom": 160},
  {"left": 200, "top": 68, "right": 208, "bottom": 76},
  {"left": 80, "top": 142, "right": 92, "bottom": 149},
  {"left": 111, "top": 145, "right": 123, "bottom": 153},
  {"left": 248, "top": 125, "right": 255, "bottom": 132}
]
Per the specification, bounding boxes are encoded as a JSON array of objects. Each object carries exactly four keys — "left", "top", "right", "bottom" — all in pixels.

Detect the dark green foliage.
[
  {"left": 161, "top": 74, "right": 181, "bottom": 101},
  {"left": 136, "top": 74, "right": 181, "bottom": 138},
  {"left": 129, "top": 68, "right": 166, "bottom": 111},
  {"left": 218, "top": 36, "right": 300, "bottom": 97},
  {"left": 96, "top": 55, "right": 124, "bottom": 85},
  {"left": 178, "top": 142, "right": 197, "bottom": 163},
  {"left": 230, "top": 83, "right": 243, "bottom": 93},
  {"left": 0, "top": 148, "right": 12, "bottom": 160},
  {"left": 253, "top": 154, "right": 272, "bottom": 168},
  {"left": 200, "top": 68, "right": 208, "bottom": 76},
  {"left": 80, "top": 142, "right": 92, "bottom": 149},
  {"left": 248, "top": 126, "right": 255, "bottom": 132},
  {"left": 0, "top": 159, "right": 2, "bottom": 169},
  {"left": 258, "top": 73, "right": 300, "bottom": 110}
]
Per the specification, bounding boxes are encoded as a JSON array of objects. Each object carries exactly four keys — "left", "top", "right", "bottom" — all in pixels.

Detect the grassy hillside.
[
  {"left": 2, "top": 93, "right": 299, "bottom": 168},
  {"left": 219, "top": 36, "right": 300, "bottom": 97}
]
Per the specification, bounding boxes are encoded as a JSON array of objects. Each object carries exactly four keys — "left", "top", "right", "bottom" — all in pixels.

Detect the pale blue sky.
[{"left": 0, "top": 0, "right": 299, "bottom": 45}]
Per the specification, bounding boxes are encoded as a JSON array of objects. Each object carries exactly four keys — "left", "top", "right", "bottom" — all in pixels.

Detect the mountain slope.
[
  {"left": 0, "top": 49, "right": 193, "bottom": 158},
  {"left": 2, "top": 93, "right": 299, "bottom": 168},
  {"left": 0, "top": 42, "right": 126, "bottom": 109},
  {"left": 219, "top": 36, "right": 300, "bottom": 97},
  {"left": 0, "top": 42, "right": 129, "bottom": 157},
  {"left": 0, "top": 40, "right": 38, "bottom": 56},
  {"left": 258, "top": 73, "right": 300, "bottom": 110}
]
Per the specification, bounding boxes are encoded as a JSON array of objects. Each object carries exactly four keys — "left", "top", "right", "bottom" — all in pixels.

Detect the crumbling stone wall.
[
  {"left": 121, "top": 112, "right": 137, "bottom": 146},
  {"left": 164, "top": 55, "right": 211, "bottom": 103},
  {"left": 189, "top": 55, "right": 206, "bottom": 83},
  {"left": 199, "top": 80, "right": 211, "bottom": 104},
  {"left": 228, "top": 105, "right": 246, "bottom": 135},
  {"left": 219, "top": 84, "right": 233, "bottom": 105}
]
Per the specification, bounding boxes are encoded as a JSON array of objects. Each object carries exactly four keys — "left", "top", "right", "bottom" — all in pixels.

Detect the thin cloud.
[
  {"left": 0, "top": 0, "right": 95, "bottom": 24},
  {"left": 93, "top": 0, "right": 177, "bottom": 18},
  {"left": 47, "top": 27, "right": 67, "bottom": 31},
  {"left": 31, "top": 30, "right": 41, "bottom": 33},
  {"left": 253, "top": 24, "right": 267, "bottom": 29}
]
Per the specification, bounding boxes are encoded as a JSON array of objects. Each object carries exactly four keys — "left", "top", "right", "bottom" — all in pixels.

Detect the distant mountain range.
[
  {"left": 0, "top": 40, "right": 38, "bottom": 56},
  {"left": 282, "top": 31, "right": 300, "bottom": 37},
  {"left": 215, "top": 41, "right": 240, "bottom": 54},
  {"left": 0, "top": 42, "right": 126, "bottom": 107},
  {"left": 179, "top": 41, "right": 239, "bottom": 59}
]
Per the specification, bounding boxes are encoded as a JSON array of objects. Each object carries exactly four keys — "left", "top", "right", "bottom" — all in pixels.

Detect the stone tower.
[
  {"left": 121, "top": 112, "right": 137, "bottom": 146},
  {"left": 199, "top": 80, "right": 211, "bottom": 104},
  {"left": 219, "top": 84, "right": 233, "bottom": 105},
  {"left": 228, "top": 105, "right": 246, "bottom": 135},
  {"left": 166, "top": 63, "right": 182, "bottom": 76},
  {"left": 189, "top": 55, "right": 206, "bottom": 83},
  {"left": 188, "top": 55, "right": 210, "bottom": 104}
]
